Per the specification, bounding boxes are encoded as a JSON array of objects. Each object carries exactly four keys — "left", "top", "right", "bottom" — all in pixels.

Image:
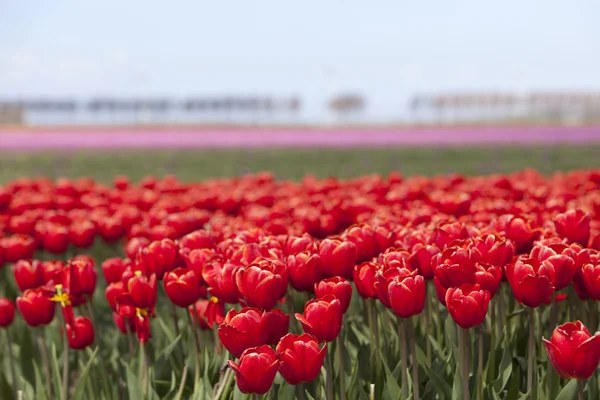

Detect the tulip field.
[{"left": 0, "top": 145, "right": 600, "bottom": 400}]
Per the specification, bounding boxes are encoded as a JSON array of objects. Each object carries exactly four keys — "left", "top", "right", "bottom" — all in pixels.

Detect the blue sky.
[{"left": 1, "top": 0, "right": 599, "bottom": 121}]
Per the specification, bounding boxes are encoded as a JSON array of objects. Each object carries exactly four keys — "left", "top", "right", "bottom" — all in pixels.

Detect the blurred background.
[{"left": 1, "top": 0, "right": 599, "bottom": 181}]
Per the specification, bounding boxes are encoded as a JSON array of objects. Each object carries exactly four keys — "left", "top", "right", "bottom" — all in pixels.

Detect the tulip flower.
[
  {"left": 295, "top": 295, "right": 342, "bottom": 343},
  {"left": 163, "top": 268, "right": 200, "bottom": 308},
  {"left": 12, "top": 260, "right": 45, "bottom": 291},
  {"left": 554, "top": 209, "right": 591, "bottom": 246},
  {"left": 228, "top": 345, "right": 281, "bottom": 395},
  {"left": 0, "top": 298, "right": 15, "bottom": 327},
  {"left": 353, "top": 261, "right": 381, "bottom": 299},
  {"left": 408, "top": 244, "right": 439, "bottom": 279},
  {"left": 318, "top": 238, "right": 358, "bottom": 279},
  {"left": 445, "top": 284, "right": 490, "bottom": 329},
  {"left": 2, "top": 234, "right": 36, "bottom": 263},
  {"left": 39, "top": 222, "right": 70, "bottom": 254},
  {"left": 102, "top": 257, "right": 129, "bottom": 284},
  {"left": 581, "top": 263, "right": 600, "bottom": 300},
  {"left": 17, "top": 288, "right": 56, "bottom": 327},
  {"left": 235, "top": 259, "right": 288, "bottom": 310},
  {"left": 136, "top": 238, "right": 179, "bottom": 279},
  {"left": 71, "top": 257, "right": 97, "bottom": 297},
  {"left": 276, "top": 333, "right": 327, "bottom": 385},
  {"left": 189, "top": 298, "right": 225, "bottom": 330},
  {"left": 315, "top": 276, "right": 353, "bottom": 313},
  {"left": 218, "top": 307, "right": 268, "bottom": 358},
  {"left": 287, "top": 251, "right": 322, "bottom": 292},
  {"left": 375, "top": 267, "right": 419, "bottom": 309},
  {"left": 530, "top": 245, "right": 576, "bottom": 291},
  {"left": 344, "top": 223, "right": 377, "bottom": 262},
  {"left": 202, "top": 257, "right": 241, "bottom": 304},
  {"left": 125, "top": 271, "right": 158, "bottom": 310},
  {"left": 506, "top": 257, "right": 555, "bottom": 307},
  {"left": 68, "top": 220, "right": 96, "bottom": 249},
  {"left": 544, "top": 321, "right": 600, "bottom": 380},
  {"left": 67, "top": 316, "right": 95, "bottom": 350}
]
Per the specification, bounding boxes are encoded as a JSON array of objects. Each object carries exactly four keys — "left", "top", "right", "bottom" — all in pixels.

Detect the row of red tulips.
[{"left": 0, "top": 170, "right": 600, "bottom": 399}]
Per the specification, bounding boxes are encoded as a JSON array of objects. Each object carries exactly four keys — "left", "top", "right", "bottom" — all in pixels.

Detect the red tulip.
[
  {"left": 202, "top": 257, "right": 241, "bottom": 304},
  {"left": 228, "top": 345, "right": 280, "bottom": 395},
  {"left": 506, "top": 257, "right": 555, "bottom": 307},
  {"left": 178, "top": 229, "right": 214, "bottom": 251},
  {"left": 263, "top": 308, "right": 290, "bottom": 345},
  {"left": 470, "top": 234, "right": 515, "bottom": 268},
  {"left": 71, "top": 257, "right": 97, "bottom": 297},
  {"left": 12, "top": 260, "right": 45, "bottom": 291},
  {"left": 287, "top": 252, "right": 322, "bottom": 292},
  {"left": 530, "top": 245, "right": 576, "bottom": 290},
  {"left": 295, "top": 295, "right": 342, "bottom": 342},
  {"left": 503, "top": 215, "right": 541, "bottom": 254},
  {"left": 0, "top": 298, "right": 15, "bottom": 327},
  {"left": 105, "top": 282, "right": 126, "bottom": 311},
  {"left": 113, "top": 312, "right": 135, "bottom": 334},
  {"left": 344, "top": 224, "right": 377, "bottom": 262},
  {"left": 136, "top": 238, "right": 179, "bottom": 279},
  {"left": 544, "top": 321, "right": 600, "bottom": 380},
  {"left": 375, "top": 267, "right": 418, "bottom": 308},
  {"left": 125, "top": 237, "right": 150, "bottom": 260},
  {"left": 39, "top": 222, "right": 70, "bottom": 254},
  {"left": 236, "top": 259, "right": 288, "bottom": 310},
  {"left": 2, "top": 234, "right": 36, "bottom": 263},
  {"left": 582, "top": 263, "right": 600, "bottom": 300},
  {"left": 408, "top": 244, "right": 439, "bottom": 279},
  {"left": 554, "top": 209, "right": 591, "bottom": 246},
  {"left": 126, "top": 272, "right": 158, "bottom": 309},
  {"left": 446, "top": 284, "right": 490, "bottom": 329},
  {"left": 97, "top": 216, "right": 126, "bottom": 242},
  {"left": 314, "top": 276, "right": 353, "bottom": 313},
  {"left": 189, "top": 298, "right": 225, "bottom": 330},
  {"left": 163, "top": 268, "right": 199, "bottom": 308},
  {"left": 353, "top": 261, "right": 381, "bottom": 299},
  {"left": 69, "top": 220, "right": 96, "bottom": 249},
  {"left": 67, "top": 316, "right": 95, "bottom": 350},
  {"left": 318, "top": 238, "right": 358, "bottom": 279},
  {"left": 276, "top": 333, "right": 326, "bottom": 385},
  {"left": 17, "top": 288, "right": 56, "bottom": 327},
  {"left": 42, "top": 260, "right": 65, "bottom": 284},
  {"left": 102, "top": 257, "right": 129, "bottom": 284},
  {"left": 217, "top": 307, "right": 268, "bottom": 358}
]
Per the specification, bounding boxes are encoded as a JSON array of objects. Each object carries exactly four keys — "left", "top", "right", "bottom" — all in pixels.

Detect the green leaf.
[
  {"left": 305, "top": 391, "right": 317, "bottom": 400},
  {"left": 157, "top": 316, "right": 176, "bottom": 344},
  {"left": 555, "top": 380, "right": 578, "bottom": 400},
  {"left": 452, "top": 362, "right": 464, "bottom": 400},
  {"left": 507, "top": 308, "right": 525, "bottom": 319},
  {"left": 33, "top": 361, "right": 49, "bottom": 400},
  {"left": 125, "top": 362, "right": 143, "bottom": 400},
  {"left": 278, "top": 382, "right": 296, "bottom": 399},
  {"left": 50, "top": 343, "right": 63, "bottom": 398},
  {"left": 379, "top": 348, "right": 401, "bottom": 400},
  {"left": 72, "top": 347, "right": 98, "bottom": 400},
  {"left": 421, "top": 359, "right": 452, "bottom": 400},
  {"left": 492, "top": 342, "right": 513, "bottom": 394}
]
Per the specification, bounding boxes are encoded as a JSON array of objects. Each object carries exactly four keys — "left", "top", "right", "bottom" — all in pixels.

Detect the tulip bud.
[
  {"left": 544, "top": 321, "right": 600, "bottom": 380},
  {"left": 554, "top": 209, "right": 591, "bottom": 246},
  {"left": 189, "top": 298, "right": 225, "bottom": 330},
  {"left": 218, "top": 307, "right": 268, "bottom": 358},
  {"left": 445, "top": 284, "right": 490, "bottom": 329},
  {"left": 67, "top": 316, "right": 95, "bottom": 350},
  {"left": 276, "top": 333, "right": 326, "bottom": 385},
  {"left": 228, "top": 345, "right": 280, "bottom": 394},
  {"left": 202, "top": 257, "right": 241, "bottom": 304},
  {"left": 315, "top": 276, "right": 353, "bottom": 313},
  {"left": 295, "top": 295, "right": 342, "bottom": 342},
  {"left": 12, "top": 260, "right": 45, "bottom": 291},
  {"left": 318, "top": 238, "right": 357, "bottom": 279},
  {"left": 2, "top": 234, "right": 36, "bottom": 263},
  {"left": 69, "top": 220, "right": 96, "bottom": 249},
  {"left": 0, "top": 298, "right": 16, "bottom": 327},
  {"left": 102, "top": 257, "right": 129, "bottom": 284},
  {"left": 287, "top": 252, "right": 322, "bottom": 293},
  {"left": 163, "top": 268, "right": 200, "bottom": 308},
  {"left": 506, "top": 257, "right": 555, "bottom": 308},
  {"left": 126, "top": 272, "right": 158, "bottom": 309},
  {"left": 353, "top": 261, "right": 381, "bottom": 299},
  {"left": 17, "top": 288, "right": 56, "bottom": 327},
  {"left": 236, "top": 259, "right": 288, "bottom": 310},
  {"left": 136, "top": 238, "right": 178, "bottom": 279}
]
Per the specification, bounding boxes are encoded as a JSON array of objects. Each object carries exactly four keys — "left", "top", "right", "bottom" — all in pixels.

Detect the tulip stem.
[
  {"left": 324, "top": 348, "right": 335, "bottom": 400},
  {"left": 39, "top": 328, "right": 53, "bottom": 397},
  {"left": 425, "top": 290, "right": 432, "bottom": 364},
  {"left": 4, "top": 328, "right": 17, "bottom": 393},
  {"left": 174, "top": 363, "right": 189, "bottom": 400},
  {"left": 125, "top": 318, "right": 135, "bottom": 357},
  {"left": 337, "top": 334, "right": 347, "bottom": 400},
  {"left": 476, "top": 326, "right": 483, "bottom": 400},
  {"left": 139, "top": 342, "right": 148, "bottom": 398},
  {"left": 397, "top": 317, "right": 408, "bottom": 399},
  {"left": 297, "top": 383, "right": 305, "bottom": 400},
  {"left": 407, "top": 318, "right": 419, "bottom": 400},
  {"left": 252, "top": 394, "right": 260, "bottom": 400},
  {"left": 60, "top": 316, "right": 70, "bottom": 400},
  {"left": 459, "top": 328, "right": 470, "bottom": 400},
  {"left": 367, "top": 299, "right": 381, "bottom": 373},
  {"left": 578, "top": 380, "right": 583, "bottom": 400},
  {"left": 527, "top": 308, "right": 535, "bottom": 398},
  {"left": 186, "top": 307, "right": 201, "bottom": 393}
]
